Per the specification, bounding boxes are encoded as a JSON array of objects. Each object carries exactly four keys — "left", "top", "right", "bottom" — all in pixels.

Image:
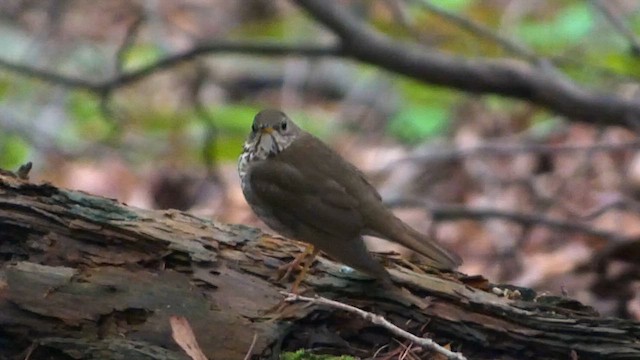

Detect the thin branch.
[
  {"left": 243, "top": 333, "right": 258, "bottom": 360},
  {"left": 430, "top": 205, "right": 629, "bottom": 242},
  {"left": 591, "top": 0, "right": 640, "bottom": 56},
  {"left": 578, "top": 198, "right": 640, "bottom": 221},
  {"left": 411, "top": 0, "right": 627, "bottom": 83},
  {"left": 410, "top": 0, "right": 538, "bottom": 61},
  {"left": 385, "top": 200, "right": 631, "bottom": 242},
  {"left": 0, "top": 57, "right": 102, "bottom": 92},
  {"left": 293, "top": 0, "right": 640, "bottom": 126},
  {"left": 0, "top": 42, "right": 341, "bottom": 94},
  {"left": 386, "top": 139, "right": 640, "bottom": 169},
  {"left": 1, "top": 1, "right": 639, "bottom": 127},
  {"left": 115, "top": 13, "right": 146, "bottom": 74},
  {"left": 283, "top": 293, "right": 467, "bottom": 360},
  {"left": 22, "top": 342, "right": 37, "bottom": 360},
  {"left": 417, "top": 0, "right": 638, "bottom": 82}
]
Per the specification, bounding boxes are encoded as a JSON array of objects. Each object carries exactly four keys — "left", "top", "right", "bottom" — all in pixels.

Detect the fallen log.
[{"left": 0, "top": 170, "right": 638, "bottom": 360}]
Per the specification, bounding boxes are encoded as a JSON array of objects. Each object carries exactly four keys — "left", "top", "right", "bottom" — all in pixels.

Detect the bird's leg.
[
  {"left": 263, "top": 247, "right": 319, "bottom": 317},
  {"left": 277, "top": 244, "right": 314, "bottom": 281},
  {"left": 290, "top": 247, "right": 320, "bottom": 293},
  {"left": 263, "top": 246, "right": 318, "bottom": 317}
]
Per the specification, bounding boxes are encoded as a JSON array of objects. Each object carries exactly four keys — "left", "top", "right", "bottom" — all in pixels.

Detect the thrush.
[{"left": 238, "top": 109, "right": 461, "bottom": 288}]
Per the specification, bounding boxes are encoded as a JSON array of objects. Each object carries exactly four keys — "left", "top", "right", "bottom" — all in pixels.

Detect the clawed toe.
[{"left": 272, "top": 245, "right": 320, "bottom": 293}]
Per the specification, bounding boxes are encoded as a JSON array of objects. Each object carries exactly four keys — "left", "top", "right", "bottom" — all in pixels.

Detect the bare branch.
[
  {"left": 415, "top": 0, "right": 637, "bottom": 82},
  {"left": 385, "top": 200, "right": 631, "bottom": 242},
  {"left": 410, "top": 0, "right": 538, "bottom": 61},
  {"left": 578, "top": 198, "right": 640, "bottom": 220},
  {"left": 293, "top": 0, "right": 640, "bottom": 127},
  {"left": 384, "top": 139, "right": 640, "bottom": 169},
  {"left": 242, "top": 333, "right": 258, "bottom": 360},
  {"left": 432, "top": 206, "right": 626, "bottom": 242},
  {"left": 115, "top": 13, "right": 146, "bottom": 74},
  {"left": 591, "top": 0, "right": 640, "bottom": 56},
  {"left": 1, "top": 1, "right": 639, "bottom": 128},
  {"left": 0, "top": 57, "right": 101, "bottom": 92},
  {"left": 0, "top": 41, "right": 341, "bottom": 94}
]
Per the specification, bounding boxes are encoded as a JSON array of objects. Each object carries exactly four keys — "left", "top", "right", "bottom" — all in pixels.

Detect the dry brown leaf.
[{"left": 170, "top": 315, "right": 208, "bottom": 360}]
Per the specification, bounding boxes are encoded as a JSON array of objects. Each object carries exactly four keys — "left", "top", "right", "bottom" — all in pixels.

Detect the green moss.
[
  {"left": 58, "top": 190, "right": 140, "bottom": 222},
  {"left": 281, "top": 349, "right": 356, "bottom": 360}
]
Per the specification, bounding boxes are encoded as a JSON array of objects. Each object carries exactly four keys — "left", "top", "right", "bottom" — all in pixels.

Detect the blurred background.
[{"left": 0, "top": 0, "right": 639, "bottom": 319}]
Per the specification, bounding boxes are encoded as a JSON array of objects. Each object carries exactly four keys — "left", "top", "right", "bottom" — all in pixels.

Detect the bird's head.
[{"left": 244, "top": 109, "right": 301, "bottom": 159}]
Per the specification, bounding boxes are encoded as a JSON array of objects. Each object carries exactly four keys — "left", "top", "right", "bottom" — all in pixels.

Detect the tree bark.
[{"left": 0, "top": 172, "right": 639, "bottom": 360}]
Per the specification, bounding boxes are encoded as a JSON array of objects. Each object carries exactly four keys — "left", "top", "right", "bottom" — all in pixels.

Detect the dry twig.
[
  {"left": 243, "top": 333, "right": 258, "bottom": 360},
  {"left": 283, "top": 292, "right": 467, "bottom": 360}
]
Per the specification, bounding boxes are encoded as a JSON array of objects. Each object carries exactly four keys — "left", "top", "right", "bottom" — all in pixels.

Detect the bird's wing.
[
  {"left": 248, "top": 158, "right": 364, "bottom": 239},
  {"left": 287, "top": 133, "right": 462, "bottom": 270},
  {"left": 300, "top": 134, "right": 383, "bottom": 203}
]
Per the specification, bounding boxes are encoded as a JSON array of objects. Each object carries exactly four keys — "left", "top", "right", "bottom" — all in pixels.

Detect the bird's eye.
[{"left": 280, "top": 121, "right": 287, "bottom": 131}]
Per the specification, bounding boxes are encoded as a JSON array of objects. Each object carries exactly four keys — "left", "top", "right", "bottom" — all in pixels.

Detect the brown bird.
[{"left": 238, "top": 109, "right": 461, "bottom": 287}]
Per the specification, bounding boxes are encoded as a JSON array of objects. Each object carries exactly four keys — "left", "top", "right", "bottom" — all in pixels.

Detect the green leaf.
[
  {"left": 0, "top": 134, "right": 30, "bottom": 169},
  {"left": 120, "top": 44, "right": 164, "bottom": 72},
  {"left": 396, "top": 78, "right": 459, "bottom": 105},
  {"left": 233, "top": 17, "right": 288, "bottom": 38},
  {"left": 231, "top": 13, "right": 311, "bottom": 40},
  {"left": 388, "top": 105, "right": 449, "bottom": 144},
  {"left": 517, "top": 3, "right": 593, "bottom": 49},
  {"left": 600, "top": 53, "right": 640, "bottom": 78},
  {"left": 66, "top": 92, "right": 113, "bottom": 141},
  {"left": 194, "top": 105, "right": 261, "bottom": 162},
  {"left": 0, "top": 77, "right": 11, "bottom": 100},
  {"left": 434, "top": 0, "right": 473, "bottom": 12},
  {"left": 208, "top": 105, "right": 262, "bottom": 134},
  {"left": 528, "top": 114, "right": 565, "bottom": 140}
]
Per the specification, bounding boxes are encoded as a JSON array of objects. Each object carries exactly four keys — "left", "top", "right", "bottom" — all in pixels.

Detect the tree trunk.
[{"left": 0, "top": 172, "right": 638, "bottom": 360}]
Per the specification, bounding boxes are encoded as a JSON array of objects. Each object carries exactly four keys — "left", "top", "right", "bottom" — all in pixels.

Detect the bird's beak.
[{"left": 260, "top": 127, "right": 273, "bottom": 134}]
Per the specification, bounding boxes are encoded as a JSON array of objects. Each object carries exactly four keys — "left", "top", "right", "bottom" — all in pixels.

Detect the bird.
[{"left": 238, "top": 109, "right": 461, "bottom": 289}]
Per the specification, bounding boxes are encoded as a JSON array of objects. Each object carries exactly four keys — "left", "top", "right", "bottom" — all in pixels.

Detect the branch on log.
[{"left": 0, "top": 172, "right": 639, "bottom": 360}]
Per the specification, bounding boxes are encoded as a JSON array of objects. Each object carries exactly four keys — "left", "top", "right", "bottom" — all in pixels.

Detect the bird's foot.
[
  {"left": 275, "top": 252, "right": 308, "bottom": 282},
  {"left": 275, "top": 245, "right": 318, "bottom": 284}
]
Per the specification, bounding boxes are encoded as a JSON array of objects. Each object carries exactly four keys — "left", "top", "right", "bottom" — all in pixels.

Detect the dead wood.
[{"left": 0, "top": 172, "right": 639, "bottom": 360}]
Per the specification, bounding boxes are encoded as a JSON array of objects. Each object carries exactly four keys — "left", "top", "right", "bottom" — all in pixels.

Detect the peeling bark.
[{"left": 0, "top": 173, "right": 639, "bottom": 360}]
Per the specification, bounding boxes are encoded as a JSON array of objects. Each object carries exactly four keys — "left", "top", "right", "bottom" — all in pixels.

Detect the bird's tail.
[
  {"left": 315, "top": 235, "right": 393, "bottom": 285},
  {"left": 369, "top": 215, "right": 462, "bottom": 270}
]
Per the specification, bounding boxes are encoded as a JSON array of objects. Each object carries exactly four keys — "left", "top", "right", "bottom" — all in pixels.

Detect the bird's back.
[{"left": 278, "top": 132, "right": 461, "bottom": 269}]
